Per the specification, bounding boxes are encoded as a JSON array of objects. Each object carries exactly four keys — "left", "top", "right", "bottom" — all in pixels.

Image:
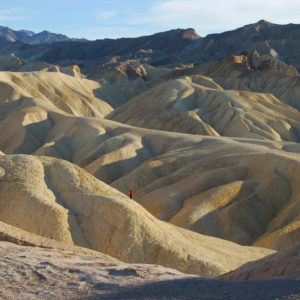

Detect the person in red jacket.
[{"left": 129, "top": 189, "right": 133, "bottom": 199}]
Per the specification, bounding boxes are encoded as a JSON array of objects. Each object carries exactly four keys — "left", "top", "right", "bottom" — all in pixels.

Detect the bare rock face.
[
  {"left": 247, "top": 50, "right": 298, "bottom": 75},
  {"left": 182, "top": 28, "right": 200, "bottom": 40},
  {"left": 0, "top": 154, "right": 273, "bottom": 277}
]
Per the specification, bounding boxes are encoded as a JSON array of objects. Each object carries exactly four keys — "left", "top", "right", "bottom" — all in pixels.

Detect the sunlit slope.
[
  {"left": 0, "top": 97, "right": 299, "bottom": 250},
  {"left": 0, "top": 154, "right": 273, "bottom": 276},
  {"left": 0, "top": 71, "right": 112, "bottom": 118},
  {"left": 172, "top": 52, "right": 300, "bottom": 110},
  {"left": 0, "top": 54, "right": 83, "bottom": 77},
  {"left": 1, "top": 63, "right": 300, "bottom": 252},
  {"left": 108, "top": 76, "right": 300, "bottom": 141}
]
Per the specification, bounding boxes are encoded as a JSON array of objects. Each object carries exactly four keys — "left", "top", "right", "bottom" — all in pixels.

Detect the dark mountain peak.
[
  {"left": 39, "top": 30, "right": 51, "bottom": 34},
  {"left": 0, "top": 26, "right": 14, "bottom": 34},
  {"left": 18, "top": 29, "right": 35, "bottom": 36},
  {"left": 241, "top": 20, "right": 276, "bottom": 33},
  {"left": 0, "top": 26, "right": 88, "bottom": 44},
  {"left": 255, "top": 19, "right": 275, "bottom": 26},
  {"left": 250, "top": 20, "right": 276, "bottom": 32}
]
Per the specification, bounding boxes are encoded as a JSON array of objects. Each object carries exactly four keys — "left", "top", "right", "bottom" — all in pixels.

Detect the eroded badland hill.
[{"left": 1, "top": 20, "right": 300, "bottom": 299}]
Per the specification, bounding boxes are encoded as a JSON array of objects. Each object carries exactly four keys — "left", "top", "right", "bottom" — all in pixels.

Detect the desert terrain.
[{"left": 1, "top": 20, "right": 300, "bottom": 299}]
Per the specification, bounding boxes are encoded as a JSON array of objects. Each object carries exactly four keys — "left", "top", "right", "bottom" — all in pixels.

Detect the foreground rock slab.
[
  {"left": 0, "top": 242, "right": 194, "bottom": 299},
  {"left": 1, "top": 242, "right": 300, "bottom": 300}
]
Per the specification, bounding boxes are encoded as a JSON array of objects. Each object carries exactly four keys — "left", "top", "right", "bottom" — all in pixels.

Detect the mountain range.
[
  {"left": 0, "top": 25, "right": 88, "bottom": 44},
  {"left": 1, "top": 20, "right": 300, "bottom": 72}
]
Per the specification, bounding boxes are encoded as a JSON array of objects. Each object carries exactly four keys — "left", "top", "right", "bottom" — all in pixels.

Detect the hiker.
[{"left": 129, "top": 189, "right": 133, "bottom": 199}]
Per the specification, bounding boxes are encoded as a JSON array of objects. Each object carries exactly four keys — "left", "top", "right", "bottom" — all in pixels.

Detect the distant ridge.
[
  {"left": 1, "top": 20, "right": 300, "bottom": 72},
  {"left": 0, "top": 28, "right": 200, "bottom": 68},
  {"left": 184, "top": 20, "right": 300, "bottom": 70},
  {"left": 0, "top": 25, "right": 88, "bottom": 44}
]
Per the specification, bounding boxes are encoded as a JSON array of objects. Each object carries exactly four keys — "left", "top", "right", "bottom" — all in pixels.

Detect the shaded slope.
[
  {"left": 0, "top": 241, "right": 192, "bottom": 299},
  {"left": 0, "top": 221, "right": 110, "bottom": 258},
  {"left": 222, "top": 241, "right": 300, "bottom": 280}
]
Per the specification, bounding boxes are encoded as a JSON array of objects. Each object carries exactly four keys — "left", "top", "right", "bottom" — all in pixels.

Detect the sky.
[{"left": 1, "top": 0, "right": 300, "bottom": 40}]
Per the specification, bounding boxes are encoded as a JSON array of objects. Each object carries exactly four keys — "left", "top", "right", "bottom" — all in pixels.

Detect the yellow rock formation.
[{"left": 0, "top": 154, "right": 273, "bottom": 276}]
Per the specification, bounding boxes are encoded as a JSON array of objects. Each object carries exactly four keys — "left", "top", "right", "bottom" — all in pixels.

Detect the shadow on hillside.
[
  {"left": 85, "top": 277, "right": 300, "bottom": 300},
  {"left": 14, "top": 117, "right": 53, "bottom": 154}
]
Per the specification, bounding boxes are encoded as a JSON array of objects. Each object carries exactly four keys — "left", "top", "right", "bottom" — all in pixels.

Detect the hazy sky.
[{"left": 1, "top": 0, "right": 300, "bottom": 40}]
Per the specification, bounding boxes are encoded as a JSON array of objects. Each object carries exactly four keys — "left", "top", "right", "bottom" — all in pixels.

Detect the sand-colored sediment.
[{"left": 0, "top": 154, "right": 273, "bottom": 277}]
